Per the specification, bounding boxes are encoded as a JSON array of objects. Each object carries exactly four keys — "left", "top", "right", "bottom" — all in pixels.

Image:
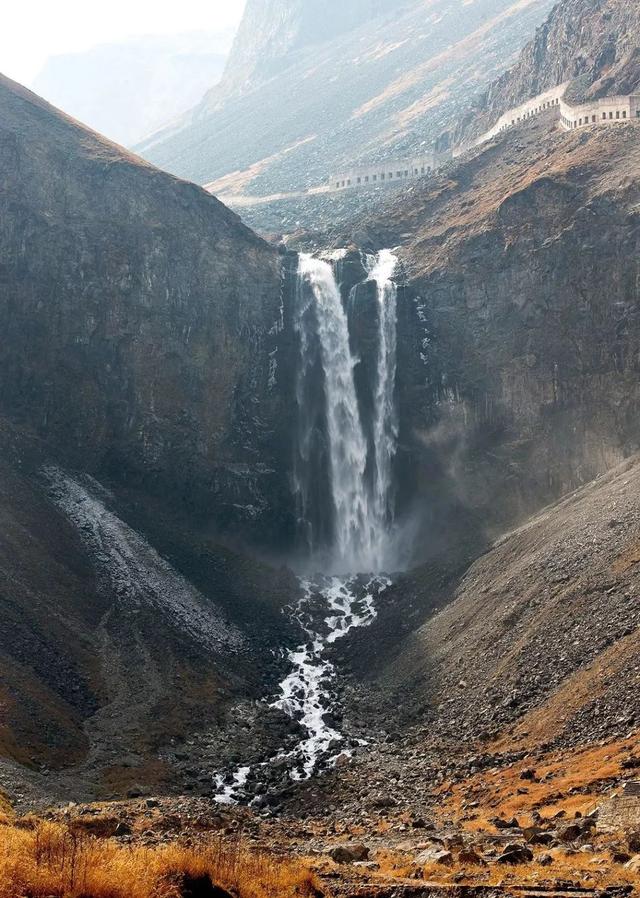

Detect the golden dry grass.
[
  {"left": 438, "top": 737, "right": 639, "bottom": 831},
  {"left": 0, "top": 819, "right": 320, "bottom": 898}
]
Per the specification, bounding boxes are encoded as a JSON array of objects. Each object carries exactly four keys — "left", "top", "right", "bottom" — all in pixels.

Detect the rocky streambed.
[{"left": 213, "top": 575, "right": 390, "bottom": 807}]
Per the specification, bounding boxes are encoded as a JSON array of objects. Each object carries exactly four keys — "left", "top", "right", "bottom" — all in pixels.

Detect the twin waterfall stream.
[{"left": 215, "top": 250, "right": 400, "bottom": 804}]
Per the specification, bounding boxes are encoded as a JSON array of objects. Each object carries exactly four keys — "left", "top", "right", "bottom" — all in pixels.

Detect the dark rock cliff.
[
  {"left": 0, "top": 74, "right": 293, "bottom": 551},
  {"left": 0, "top": 75, "right": 310, "bottom": 801},
  {"left": 346, "top": 115, "right": 640, "bottom": 556}
]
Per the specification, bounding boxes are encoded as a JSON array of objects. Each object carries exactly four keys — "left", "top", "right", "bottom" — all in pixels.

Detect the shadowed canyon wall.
[{"left": 0, "top": 74, "right": 295, "bottom": 550}]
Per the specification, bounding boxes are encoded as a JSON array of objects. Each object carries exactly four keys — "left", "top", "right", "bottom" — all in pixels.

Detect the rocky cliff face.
[
  {"left": 0, "top": 74, "right": 295, "bottom": 551},
  {"left": 0, "top": 74, "right": 309, "bottom": 803},
  {"left": 459, "top": 0, "right": 640, "bottom": 140},
  {"left": 213, "top": 0, "right": 404, "bottom": 102},
  {"left": 345, "top": 113, "right": 640, "bottom": 558},
  {"left": 0, "top": 419, "right": 301, "bottom": 808}
]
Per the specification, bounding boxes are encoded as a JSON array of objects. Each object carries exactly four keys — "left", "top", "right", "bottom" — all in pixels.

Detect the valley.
[{"left": 1, "top": 0, "right": 640, "bottom": 895}]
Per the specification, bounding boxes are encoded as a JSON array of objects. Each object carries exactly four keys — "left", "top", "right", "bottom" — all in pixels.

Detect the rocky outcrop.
[
  {"left": 0, "top": 75, "right": 309, "bottom": 801},
  {"left": 457, "top": 0, "right": 640, "bottom": 142},
  {"left": 0, "top": 74, "right": 294, "bottom": 551}
]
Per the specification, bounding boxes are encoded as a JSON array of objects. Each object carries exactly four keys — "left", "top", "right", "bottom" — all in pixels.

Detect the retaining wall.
[
  {"left": 330, "top": 152, "right": 445, "bottom": 190},
  {"left": 597, "top": 782, "right": 640, "bottom": 833},
  {"left": 560, "top": 94, "right": 640, "bottom": 130},
  {"left": 479, "top": 83, "right": 568, "bottom": 144},
  {"left": 328, "top": 84, "right": 639, "bottom": 194}
]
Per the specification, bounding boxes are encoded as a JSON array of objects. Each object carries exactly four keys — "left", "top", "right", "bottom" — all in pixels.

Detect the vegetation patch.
[{"left": 0, "top": 819, "right": 321, "bottom": 898}]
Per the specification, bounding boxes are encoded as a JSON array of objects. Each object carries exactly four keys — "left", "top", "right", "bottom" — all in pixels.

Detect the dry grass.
[
  {"left": 0, "top": 819, "right": 320, "bottom": 898},
  {"left": 440, "top": 736, "right": 639, "bottom": 830}
]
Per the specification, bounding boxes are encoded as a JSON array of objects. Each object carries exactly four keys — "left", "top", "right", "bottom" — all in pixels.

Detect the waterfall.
[
  {"left": 296, "top": 250, "right": 399, "bottom": 574},
  {"left": 367, "top": 249, "right": 399, "bottom": 541},
  {"left": 213, "top": 248, "right": 400, "bottom": 803}
]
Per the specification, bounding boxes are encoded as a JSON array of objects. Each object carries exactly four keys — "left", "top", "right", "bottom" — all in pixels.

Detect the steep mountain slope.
[
  {"left": 459, "top": 0, "right": 640, "bottom": 141},
  {"left": 31, "top": 31, "right": 230, "bottom": 147},
  {"left": 281, "top": 454, "right": 640, "bottom": 849},
  {"left": 0, "top": 73, "right": 293, "bottom": 550},
  {"left": 0, "top": 419, "right": 300, "bottom": 809},
  {"left": 212, "top": 0, "right": 402, "bottom": 102},
  {"left": 138, "top": 0, "right": 555, "bottom": 194}
]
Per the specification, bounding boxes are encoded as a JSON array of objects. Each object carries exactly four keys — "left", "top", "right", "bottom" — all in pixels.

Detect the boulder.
[
  {"left": 496, "top": 843, "right": 533, "bottom": 864},
  {"left": 628, "top": 832, "right": 640, "bottom": 853},
  {"left": 528, "top": 831, "right": 556, "bottom": 846},
  {"left": 492, "top": 816, "right": 520, "bottom": 830},
  {"left": 415, "top": 848, "right": 454, "bottom": 866},
  {"left": 329, "top": 844, "right": 369, "bottom": 864},
  {"left": 369, "top": 796, "right": 397, "bottom": 810},
  {"left": 557, "top": 823, "right": 583, "bottom": 843}
]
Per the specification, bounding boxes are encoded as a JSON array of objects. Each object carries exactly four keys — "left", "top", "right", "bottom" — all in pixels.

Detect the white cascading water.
[
  {"left": 214, "top": 249, "right": 399, "bottom": 804},
  {"left": 367, "top": 249, "right": 399, "bottom": 547},
  {"left": 298, "top": 253, "right": 374, "bottom": 573}
]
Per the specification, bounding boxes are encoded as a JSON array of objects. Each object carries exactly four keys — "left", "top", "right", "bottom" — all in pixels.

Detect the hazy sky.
[{"left": 1, "top": 0, "right": 246, "bottom": 85}]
